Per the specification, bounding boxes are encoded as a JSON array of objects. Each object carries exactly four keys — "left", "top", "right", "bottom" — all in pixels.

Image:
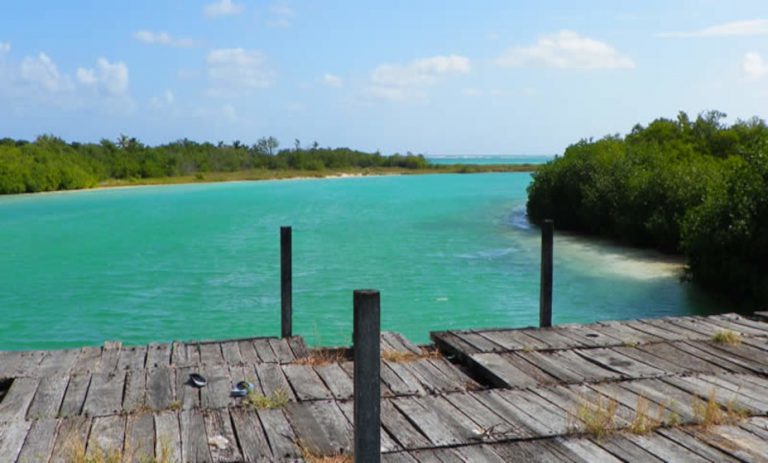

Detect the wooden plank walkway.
[{"left": 0, "top": 313, "right": 767, "bottom": 461}]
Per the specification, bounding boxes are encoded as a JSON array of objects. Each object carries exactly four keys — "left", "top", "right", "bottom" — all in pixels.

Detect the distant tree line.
[
  {"left": 527, "top": 111, "right": 768, "bottom": 306},
  {"left": 0, "top": 135, "right": 430, "bottom": 194}
]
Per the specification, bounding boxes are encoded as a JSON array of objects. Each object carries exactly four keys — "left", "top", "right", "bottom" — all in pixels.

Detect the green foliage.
[
  {"left": 527, "top": 111, "right": 768, "bottom": 305},
  {"left": 0, "top": 135, "right": 431, "bottom": 194}
]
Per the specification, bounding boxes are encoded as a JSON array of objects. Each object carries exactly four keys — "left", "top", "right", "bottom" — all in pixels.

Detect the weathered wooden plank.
[
  {"left": 454, "top": 444, "right": 508, "bottom": 463},
  {"left": 444, "top": 392, "right": 529, "bottom": 442},
  {"left": 154, "top": 410, "right": 182, "bottom": 463},
  {"left": 541, "top": 349, "right": 624, "bottom": 383},
  {"left": 283, "top": 364, "right": 334, "bottom": 401},
  {"left": 520, "top": 327, "right": 579, "bottom": 350},
  {"left": 0, "top": 351, "right": 24, "bottom": 378},
  {"left": 6, "top": 351, "right": 46, "bottom": 377},
  {"left": 255, "top": 363, "right": 296, "bottom": 400},
  {"left": 491, "top": 438, "right": 580, "bottom": 463},
  {"left": 664, "top": 375, "right": 765, "bottom": 415},
  {"left": 126, "top": 412, "right": 156, "bottom": 461},
  {"left": 175, "top": 366, "right": 200, "bottom": 410},
  {"left": 49, "top": 416, "right": 91, "bottom": 463},
  {"left": 98, "top": 342, "right": 121, "bottom": 373},
  {"left": 431, "top": 331, "right": 481, "bottom": 357},
  {"left": 0, "top": 418, "right": 32, "bottom": 462},
  {"left": 117, "top": 345, "right": 147, "bottom": 371},
  {"left": 204, "top": 408, "right": 243, "bottom": 463},
  {"left": 82, "top": 372, "right": 125, "bottom": 417},
  {"left": 497, "top": 389, "right": 568, "bottom": 436},
  {"left": 258, "top": 408, "right": 300, "bottom": 459},
  {"left": 574, "top": 347, "right": 664, "bottom": 378},
  {"left": 391, "top": 396, "right": 466, "bottom": 446},
  {"left": 429, "top": 358, "right": 480, "bottom": 391},
  {"left": 200, "top": 364, "right": 232, "bottom": 409},
  {"left": 287, "top": 336, "right": 310, "bottom": 359},
  {"left": 556, "top": 437, "right": 624, "bottom": 463},
  {"left": 146, "top": 367, "right": 174, "bottom": 411},
  {"left": 59, "top": 373, "right": 91, "bottom": 417},
  {"left": 269, "top": 338, "right": 296, "bottom": 363},
  {"left": 86, "top": 415, "right": 125, "bottom": 459},
  {"left": 198, "top": 342, "right": 224, "bottom": 366},
  {"left": 656, "top": 426, "right": 739, "bottom": 462},
  {"left": 146, "top": 342, "right": 172, "bottom": 368},
  {"left": 470, "top": 390, "right": 541, "bottom": 438},
  {"left": 642, "top": 318, "right": 709, "bottom": 340},
  {"left": 695, "top": 374, "right": 768, "bottom": 410},
  {"left": 122, "top": 369, "right": 147, "bottom": 413},
  {"left": 383, "top": 361, "right": 426, "bottom": 396},
  {"left": 16, "top": 418, "right": 58, "bottom": 463},
  {"left": 624, "top": 320, "right": 686, "bottom": 341},
  {"left": 170, "top": 341, "right": 187, "bottom": 366},
  {"left": 287, "top": 400, "right": 353, "bottom": 456},
  {"left": 705, "top": 315, "right": 768, "bottom": 337},
  {"left": 0, "top": 377, "right": 39, "bottom": 422},
  {"left": 618, "top": 378, "right": 698, "bottom": 422},
  {"left": 410, "top": 448, "right": 463, "bottom": 462},
  {"left": 688, "top": 423, "right": 768, "bottom": 462},
  {"left": 336, "top": 398, "right": 399, "bottom": 453},
  {"left": 470, "top": 353, "right": 541, "bottom": 388},
  {"left": 636, "top": 341, "right": 727, "bottom": 375},
  {"left": 623, "top": 431, "right": 712, "bottom": 463},
  {"left": 671, "top": 341, "right": 753, "bottom": 374},
  {"left": 592, "top": 435, "right": 664, "bottom": 462},
  {"left": 180, "top": 409, "right": 211, "bottom": 463},
  {"left": 219, "top": 341, "right": 243, "bottom": 365},
  {"left": 555, "top": 323, "right": 625, "bottom": 348},
  {"left": 314, "top": 363, "right": 353, "bottom": 400},
  {"left": 253, "top": 339, "right": 278, "bottom": 363},
  {"left": 515, "top": 351, "right": 585, "bottom": 383},
  {"left": 230, "top": 407, "right": 272, "bottom": 462},
  {"left": 453, "top": 331, "right": 506, "bottom": 353},
  {"left": 37, "top": 349, "right": 80, "bottom": 376},
  {"left": 27, "top": 374, "right": 69, "bottom": 419},
  {"left": 182, "top": 343, "right": 201, "bottom": 367},
  {"left": 379, "top": 398, "right": 431, "bottom": 450},
  {"left": 237, "top": 340, "right": 261, "bottom": 364},
  {"left": 706, "top": 341, "right": 768, "bottom": 369},
  {"left": 682, "top": 341, "right": 766, "bottom": 374},
  {"left": 423, "top": 394, "right": 490, "bottom": 442},
  {"left": 72, "top": 346, "right": 102, "bottom": 374},
  {"left": 501, "top": 352, "right": 559, "bottom": 384},
  {"left": 596, "top": 320, "right": 666, "bottom": 344},
  {"left": 381, "top": 451, "right": 419, "bottom": 463},
  {"left": 403, "top": 359, "right": 463, "bottom": 393}
]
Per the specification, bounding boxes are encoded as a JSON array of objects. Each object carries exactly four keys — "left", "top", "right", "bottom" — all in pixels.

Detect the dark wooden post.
[
  {"left": 539, "top": 219, "right": 554, "bottom": 328},
  {"left": 280, "top": 226, "right": 292, "bottom": 338},
  {"left": 353, "top": 290, "right": 381, "bottom": 463}
]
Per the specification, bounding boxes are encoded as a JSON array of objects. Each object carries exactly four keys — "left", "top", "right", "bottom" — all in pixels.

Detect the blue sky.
[{"left": 1, "top": 1, "right": 768, "bottom": 154}]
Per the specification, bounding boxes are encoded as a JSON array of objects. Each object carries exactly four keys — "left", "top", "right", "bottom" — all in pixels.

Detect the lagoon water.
[{"left": 0, "top": 173, "right": 727, "bottom": 350}]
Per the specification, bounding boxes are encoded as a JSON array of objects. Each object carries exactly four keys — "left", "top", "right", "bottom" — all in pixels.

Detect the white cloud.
[
  {"left": 77, "top": 58, "right": 129, "bottom": 95},
  {"left": 206, "top": 48, "right": 275, "bottom": 96},
  {"left": 743, "top": 52, "right": 768, "bottom": 79},
  {"left": 659, "top": 19, "right": 768, "bottom": 38},
  {"left": 322, "top": 73, "right": 343, "bottom": 88},
  {"left": 21, "top": 53, "right": 71, "bottom": 92},
  {"left": 367, "top": 55, "right": 470, "bottom": 102},
  {"left": 150, "top": 89, "right": 175, "bottom": 108},
  {"left": 268, "top": 1, "right": 295, "bottom": 28},
  {"left": 497, "top": 30, "right": 635, "bottom": 70},
  {"left": 0, "top": 42, "right": 10, "bottom": 54},
  {"left": 133, "top": 30, "right": 196, "bottom": 48},
  {"left": 205, "top": 0, "right": 244, "bottom": 17}
]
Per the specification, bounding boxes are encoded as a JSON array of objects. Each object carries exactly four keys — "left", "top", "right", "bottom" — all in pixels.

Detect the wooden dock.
[{"left": 1, "top": 312, "right": 768, "bottom": 461}]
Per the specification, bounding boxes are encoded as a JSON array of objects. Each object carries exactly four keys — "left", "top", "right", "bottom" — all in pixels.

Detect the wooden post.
[
  {"left": 280, "top": 226, "right": 292, "bottom": 338},
  {"left": 539, "top": 219, "right": 554, "bottom": 328},
  {"left": 353, "top": 290, "right": 381, "bottom": 463}
]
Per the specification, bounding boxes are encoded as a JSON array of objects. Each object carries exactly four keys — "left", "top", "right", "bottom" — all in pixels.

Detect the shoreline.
[{"left": 2, "top": 165, "right": 537, "bottom": 198}]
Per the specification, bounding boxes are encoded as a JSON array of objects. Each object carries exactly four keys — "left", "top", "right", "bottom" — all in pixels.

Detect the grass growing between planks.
[
  {"left": 293, "top": 348, "right": 347, "bottom": 366},
  {"left": 381, "top": 346, "right": 441, "bottom": 363},
  {"left": 692, "top": 390, "right": 748, "bottom": 427},
  {"left": 711, "top": 330, "right": 742, "bottom": 345},
  {"left": 572, "top": 395, "right": 619, "bottom": 439},
  {"left": 66, "top": 436, "right": 172, "bottom": 463},
  {"left": 627, "top": 397, "right": 680, "bottom": 434},
  {"left": 298, "top": 442, "right": 352, "bottom": 463},
  {"left": 244, "top": 388, "right": 290, "bottom": 410}
]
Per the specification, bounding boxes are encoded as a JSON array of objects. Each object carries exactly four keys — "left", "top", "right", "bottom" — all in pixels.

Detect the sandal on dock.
[{"left": 189, "top": 373, "right": 207, "bottom": 388}]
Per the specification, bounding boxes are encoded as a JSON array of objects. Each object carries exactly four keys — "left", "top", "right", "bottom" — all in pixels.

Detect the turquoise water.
[
  {"left": 427, "top": 155, "right": 554, "bottom": 165},
  {"left": 0, "top": 174, "right": 726, "bottom": 350}
]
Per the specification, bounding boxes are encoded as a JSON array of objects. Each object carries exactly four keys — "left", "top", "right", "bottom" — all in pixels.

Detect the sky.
[{"left": 1, "top": 1, "right": 768, "bottom": 155}]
